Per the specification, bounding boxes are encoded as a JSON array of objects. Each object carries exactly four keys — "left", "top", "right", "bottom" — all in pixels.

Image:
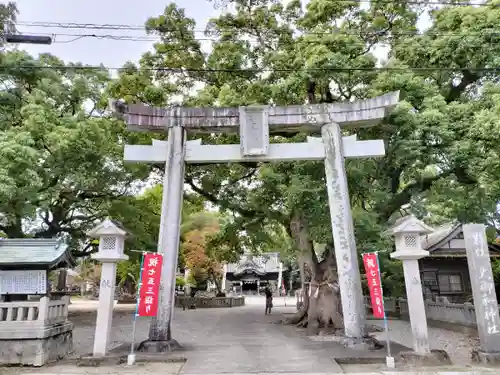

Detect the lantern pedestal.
[
  {"left": 91, "top": 255, "right": 128, "bottom": 357},
  {"left": 391, "top": 251, "right": 430, "bottom": 356}
]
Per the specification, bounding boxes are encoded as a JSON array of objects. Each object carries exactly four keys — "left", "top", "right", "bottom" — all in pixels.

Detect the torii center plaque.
[{"left": 110, "top": 91, "right": 400, "bottom": 350}]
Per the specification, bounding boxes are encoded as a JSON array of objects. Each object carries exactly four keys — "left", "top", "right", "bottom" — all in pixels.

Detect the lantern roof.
[{"left": 385, "top": 215, "right": 434, "bottom": 236}]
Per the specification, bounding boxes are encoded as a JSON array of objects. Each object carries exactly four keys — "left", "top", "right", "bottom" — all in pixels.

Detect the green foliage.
[
  {"left": 116, "top": 260, "right": 141, "bottom": 292},
  {"left": 6, "top": 1, "right": 500, "bottom": 298},
  {"left": 176, "top": 276, "right": 186, "bottom": 287},
  {"left": 186, "top": 272, "right": 197, "bottom": 287},
  {"left": 107, "top": 0, "right": 500, "bottom": 295},
  {"left": 0, "top": 50, "right": 149, "bottom": 257},
  {"left": 0, "top": 2, "right": 17, "bottom": 37}
]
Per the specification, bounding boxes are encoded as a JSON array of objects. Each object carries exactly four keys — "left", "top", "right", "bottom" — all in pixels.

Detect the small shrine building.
[
  {"left": 222, "top": 252, "right": 285, "bottom": 295},
  {"left": 419, "top": 223, "right": 500, "bottom": 303},
  {"left": 0, "top": 238, "right": 75, "bottom": 366}
]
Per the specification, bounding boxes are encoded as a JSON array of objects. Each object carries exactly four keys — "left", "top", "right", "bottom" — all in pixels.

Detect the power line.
[
  {"left": 16, "top": 21, "right": 147, "bottom": 31},
  {"left": 19, "top": 30, "right": 500, "bottom": 45},
  {"left": 11, "top": 0, "right": 494, "bottom": 32},
  {"left": 0, "top": 64, "right": 498, "bottom": 73}
]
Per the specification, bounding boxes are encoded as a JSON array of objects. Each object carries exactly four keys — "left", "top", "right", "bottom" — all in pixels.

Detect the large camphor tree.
[
  {"left": 109, "top": 0, "right": 500, "bottom": 334},
  {"left": 0, "top": 48, "right": 150, "bottom": 255}
]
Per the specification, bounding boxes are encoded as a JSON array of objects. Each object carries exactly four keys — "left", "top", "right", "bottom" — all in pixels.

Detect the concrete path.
[
  {"left": 177, "top": 298, "right": 342, "bottom": 374},
  {"left": 8, "top": 296, "right": 490, "bottom": 375}
]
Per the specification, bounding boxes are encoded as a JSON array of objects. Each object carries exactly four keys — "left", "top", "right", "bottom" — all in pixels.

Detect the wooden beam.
[
  {"left": 110, "top": 91, "right": 399, "bottom": 134},
  {"left": 124, "top": 138, "right": 385, "bottom": 164}
]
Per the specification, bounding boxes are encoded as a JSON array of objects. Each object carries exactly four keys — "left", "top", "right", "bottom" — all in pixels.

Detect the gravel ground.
[{"left": 370, "top": 319, "right": 480, "bottom": 365}]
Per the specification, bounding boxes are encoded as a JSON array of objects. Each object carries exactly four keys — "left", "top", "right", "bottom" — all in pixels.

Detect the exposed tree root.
[{"left": 283, "top": 306, "right": 308, "bottom": 325}]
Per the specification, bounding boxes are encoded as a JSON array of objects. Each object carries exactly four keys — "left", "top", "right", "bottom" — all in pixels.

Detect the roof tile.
[{"left": 0, "top": 238, "right": 68, "bottom": 265}]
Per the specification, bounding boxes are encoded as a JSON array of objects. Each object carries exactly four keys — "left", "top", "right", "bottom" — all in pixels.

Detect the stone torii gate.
[{"left": 111, "top": 91, "right": 399, "bottom": 351}]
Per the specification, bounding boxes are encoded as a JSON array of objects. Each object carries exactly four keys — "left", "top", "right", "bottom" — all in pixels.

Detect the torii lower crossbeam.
[{"left": 124, "top": 136, "right": 384, "bottom": 164}]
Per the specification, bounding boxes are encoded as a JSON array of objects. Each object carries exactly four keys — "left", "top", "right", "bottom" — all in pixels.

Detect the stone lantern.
[
  {"left": 385, "top": 215, "right": 433, "bottom": 356},
  {"left": 88, "top": 219, "right": 129, "bottom": 357}
]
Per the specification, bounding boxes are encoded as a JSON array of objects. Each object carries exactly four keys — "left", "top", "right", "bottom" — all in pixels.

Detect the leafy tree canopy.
[
  {"left": 0, "top": 50, "right": 149, "bottom": 256},
  {"left": 110, "top": 0, "right": 500, "bottom": 266}
]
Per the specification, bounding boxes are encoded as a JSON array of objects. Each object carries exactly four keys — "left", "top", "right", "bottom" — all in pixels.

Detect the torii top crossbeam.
[{"left": 109, "top": 91, "right": 399, "bottom": 134}]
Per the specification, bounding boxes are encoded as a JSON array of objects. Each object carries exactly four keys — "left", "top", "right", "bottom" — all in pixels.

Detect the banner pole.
[
  {"left": 127, "top": 251, "right": 146, "bottom": 366},
  {"left": 375, "top": 252, "right": 395, "bottom": 369}
]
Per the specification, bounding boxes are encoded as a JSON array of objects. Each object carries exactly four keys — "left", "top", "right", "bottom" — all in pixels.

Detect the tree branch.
[
  {"left": 184, "top": 172, "right": 288, "bottom": 224},
  {"left": 71, "top": 242, "right": 98, "bottom": 258},
  {"left": 378, "top": 165, "right": 477, "bottom": 221},
  {"left": 446, "top": 69, "right": 480, "bottom": 103}
]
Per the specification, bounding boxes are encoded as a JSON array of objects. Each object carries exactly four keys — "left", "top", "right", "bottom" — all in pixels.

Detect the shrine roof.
[
  {"left": 226, "top": 252, "right": 281, "bottom": 274},
  {"left": 0, "top": 238, "right": 76, "bottom": 269},
  {"left": 421, "top": 223, "right": 500, "bottom": 257}
]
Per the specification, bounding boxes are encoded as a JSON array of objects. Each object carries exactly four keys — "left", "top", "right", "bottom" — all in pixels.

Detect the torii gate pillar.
[
  {"left": 141, "top": 123, "right": 186, "bottom": 351},
  {"left": 322, "top": 123, "right": 366, "bottom": 341}
]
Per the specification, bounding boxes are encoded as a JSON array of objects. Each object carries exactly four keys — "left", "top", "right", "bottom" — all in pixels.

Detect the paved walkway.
[
  {"left": 177, "top": 300, "right": 342, "bottom": 374},
  {"left": 8, "top": 296, "right": 490, "bottom": 375}
]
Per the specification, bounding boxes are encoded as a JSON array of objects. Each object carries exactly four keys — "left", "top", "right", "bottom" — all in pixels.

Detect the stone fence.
[
  {"left": 175, "top": 296, "right": 245, "bottom": 308},
  {"left": 0, "top": 296, "right": 70, "bottom": 332},
  {"left": 364, "top": 296, "right": 479, "bottom": 328},
  {"left": 0, "top": 296, "right": 73, "bottom": 366}
]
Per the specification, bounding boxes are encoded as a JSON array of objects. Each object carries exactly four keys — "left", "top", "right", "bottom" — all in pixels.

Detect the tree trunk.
[
  {"left": 209, "top": 269, "right": 223, "bottom": 295},
  {"left": 297, "top": 253, "right": 307, "bottom": 290},
  {"left": 283, "top": 213, "right": 343, "bottom": 336}
]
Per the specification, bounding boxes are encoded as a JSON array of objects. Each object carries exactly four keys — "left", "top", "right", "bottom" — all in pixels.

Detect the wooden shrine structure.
[{"left": 0, "top": 238, "right": 75, "bottom": 366}]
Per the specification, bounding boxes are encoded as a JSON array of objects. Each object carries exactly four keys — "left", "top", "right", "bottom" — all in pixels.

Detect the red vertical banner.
[
  {"left": 137, "top": 253, "right": 163, "bottom": 317},
  {"left": 362, "top": 252, "right": 385, "bottom": 319}
]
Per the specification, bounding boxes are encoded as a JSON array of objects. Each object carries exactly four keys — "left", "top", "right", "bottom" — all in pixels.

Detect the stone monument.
[
  {"left": 110, "top": 91, "right": 400, "bottom": 349},
  {"left": 463, "top": 224, "right": 500, "bottom": 364}
]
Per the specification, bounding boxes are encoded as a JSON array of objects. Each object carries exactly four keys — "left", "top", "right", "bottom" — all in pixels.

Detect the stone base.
[
  {"left": 399, "top": 349, "right": 451, "bottom": 366},
  {"left": 0, "top": 322, "right": 73, "bottom": 366},
  {"left": 137, "top": 338, "right": 182, "bottom": 353},
  {"left": 330, "top": 335, "right": 385, "bottom": 350},
  {"left": 77, "top": 353, "right": 186, "bottom": 366},
  {"left": 471, "top": 349, "right": 500, "bottom": 365}
]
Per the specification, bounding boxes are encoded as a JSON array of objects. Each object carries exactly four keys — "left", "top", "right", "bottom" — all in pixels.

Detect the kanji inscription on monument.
[
  {"left": 463, "top": 224, "right": 500, "bottom": 353},
  {"left": 0, "top": 270, "right": 47, "bottom": 294}
]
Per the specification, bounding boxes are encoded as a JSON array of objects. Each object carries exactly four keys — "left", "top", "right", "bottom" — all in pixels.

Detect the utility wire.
[
  {"left": 11, "top": 0, "right": 495, "bottom": 32},
  {"left": 11, "top": 0, "right": 493, "bottom": 25},
  {"left": 27, "top": 30, "right": 500, "bottom": 39},
  {"left": 18, "top": 30, "right": 500, "bottom": 45},
  {"left": 0, "top": 64, "right": 498, "bottom": 73}
]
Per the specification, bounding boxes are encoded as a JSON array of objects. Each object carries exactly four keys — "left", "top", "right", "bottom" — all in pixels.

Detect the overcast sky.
[
  {"left": 13, "top": 0, "right": 219, "bottom": 67},
  {"left": 13, "top": 0, "right": 433, "bottom": 70}
]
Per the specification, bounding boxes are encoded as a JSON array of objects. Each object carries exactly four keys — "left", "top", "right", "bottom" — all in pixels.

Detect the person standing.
[{"left": 264, "top": 286, "right": 273, "bottom": 315}]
